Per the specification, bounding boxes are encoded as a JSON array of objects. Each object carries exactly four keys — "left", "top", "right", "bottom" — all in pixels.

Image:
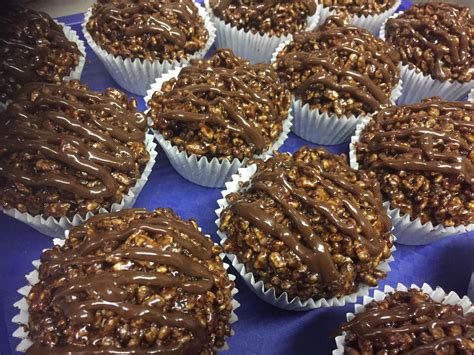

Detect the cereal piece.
[
  {"left": 209, "top": 0, "right": 317, "bottom": 36},
  {"left": 356, "top": 98, "right": 474, "bottom": 228},
  {"left": 0, "top": 81, "right": 150, "bottom": 219},
  {"left": 338, "top": 289, "right": 474, "bottom": 354},
  {"left": 385, "top": 3, "right": 474, "bottom": 82},
  {"left": 0, "top": 6, "right": 81, "bottom": 102},
  {"left": 220, "top": 147, "right": 394, "bottom": 300},
  {"left": 26, "top": 208, "right": 234, "bottom": 354},
  {"left": 274, "top": 17, "right": 400, "bottom": 117},
  {"left": 86, "top": 0, "right": 209, "bottom": 61},
  {"left": 147, "top": 49, "right": 291, "bottom": 161}
]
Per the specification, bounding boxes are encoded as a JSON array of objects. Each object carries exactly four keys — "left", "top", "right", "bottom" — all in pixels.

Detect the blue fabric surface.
[{"left": 1, "top": 1, "right": 473, "bottom": 354}]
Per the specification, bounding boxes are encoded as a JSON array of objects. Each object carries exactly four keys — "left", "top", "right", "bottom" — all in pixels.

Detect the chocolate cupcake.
[
  {"left": 273, "top": 16, "right": 401, "bottom": 144},
  {"left": 217, "top": 147, "right": 395, "bottom": 310},
  {"left": 319, "top": 0, "right": 400, "bottom": 34},
  {"left": 146, "top": 49, "right": 292, "bottom": 188},
  {"left": 84, "top": 0, "right": 215, "bottom": 95},
  {"left": 0, "top": 6, "right": 85, "bottom": 104},
  {"left": 381, "top": 3, "right": 474, "bottom": 103},
  {"left": 0, "top": 81, "right": 156, "bottom": 236},
  {"left": 351, "top": 98, "right": 474, "bottom": 244},
  {"left": 13, "top": 208, "right": 237, "bottom": 354},
  {"left": 334, "top": 285, "right": 474, "bottom": 354},
  {"left": 205, "top": 0, "right": 320, "bottom": 63}
]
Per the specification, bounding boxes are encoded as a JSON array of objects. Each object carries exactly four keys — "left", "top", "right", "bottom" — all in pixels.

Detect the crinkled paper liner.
[
  {"left": 380, "top": 12, "right": 474, "bottom": 104},
  {"left": 270, "top": 41, "right": 403, "bottom": 144},
  {"left": 0, "top": 23, "right": 85, "bottom": 113},
  {"left": 350, "top": 117, "right": 474, "bottom": 245},
  {"left": 318, "top": 0, "right": 400, "bottom": 34},
  {"left": 204, "top": 0, "right": 320, "bottom": 64},
  {"left": 12, "top": 235, "right": 240, "bottom": 353},
  {"left": 82, "top": 2, "right": 216, "bottom": 96},
  {"left": 214, "top": 165, "right": 396, "bottom": 311},
  {"left": 1, "top": 134, "right": 158, "bottom": 238},
  {"left": 59, "top": 21, "right": 86, "bottom": 82},
  {"left": 144, "top": 68, "right": 293, "bottom": 188},
  {"left": 469, "top": 89, "right": 474, "bottom": 102},
  {"left": 333, "top": 283, "right": 474, "bottom": 354}
]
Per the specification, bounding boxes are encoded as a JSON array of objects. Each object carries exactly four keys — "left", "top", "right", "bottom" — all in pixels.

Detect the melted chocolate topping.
[
  {"left": 0, "top": 82, "right": 147, "bottom": 201},
  {"left": 228, "top": 149, "right": 391, "bottom": 287},
  {"left": 28, "top": 209, "right": 228, "bottom": 354},
  {"left": 211, "top": 0, "right": 316, "bottom": 16},
  {"left": 385, "top": 3, "right": 474, "bottom": 82},
  {"left": 275, "top": 18, "right": 400, "bottom": 114}
]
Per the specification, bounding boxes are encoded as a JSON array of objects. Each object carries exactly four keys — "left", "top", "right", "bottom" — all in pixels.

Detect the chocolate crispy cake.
[
  {"left": 338, "top": 289, "right": 474, "bottom": 354},
  {"left": 219, "top": 147, "right": 394, "bottom": 300},
  {"left": 274, "top": 17, "right": 400, "bottom": 117},
  {"left": 385, "top": 3, "right": 474, "bottom": 82},
  {"left": 355, "top": 98, "right": 474, "bottom": 228},
  {"left": 86, "top": 0, "right": 209, "bottom": 61},
  {"left": 0, "top": 81, "right": 150, "bottom": 219},
  {"left": 321, "top": 0, "right": 397, "bottom": 17},
  {"left": 148, "top": 49, "right": 291, "bottom": 161},
  {"left": 0, "top": 6, "right": 81, "bottom": 102},
  {"left": 209, "top": 0, "right": 317, "bottom": 36},
  {"left": 26, "top": 208, "right": 235, "bottom": 354}
]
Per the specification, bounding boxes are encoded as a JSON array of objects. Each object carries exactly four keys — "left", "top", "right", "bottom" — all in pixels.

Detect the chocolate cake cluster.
[
  {"left": 356, "top": 98, "right": 474, "bottom": 228},
  {"left": 0, "top": 81, "right": 150, "bottom": 219},
  {"left": 385, "top": 3, "right": 474, "bottom": 82},
  {"left": 26, "top": 208, "right": 234, "bottom": 354},
  {"left": 321, "top": 0, "right": 396, "bottom": 16},
  {"left": 274, "top": 17, "right": 400, "bottom": 116},
  {"left": 0, "top": 6, "right": 81, "bottom": 102},
  {"left": 209, "top": 0, "right": 317, "bottom": 36},
  {"left": 339, "top": 289, "right": 474, "bottom": 354},
  {"left": 219, "top": 147, "right": 394, "bottom": 300},
  {"left": 148, "top": 49, "right": 291, "bottom": 161},
  {"left": 86, "top": 0, "right": 209, "bottom": 61}
]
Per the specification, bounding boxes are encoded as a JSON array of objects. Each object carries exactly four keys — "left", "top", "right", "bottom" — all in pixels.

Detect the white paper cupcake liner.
[
  {"left": 380, "top": 12, "right": 474, "bottom": 104},
  {"left": 350, "top": 117, "right": 474, "bottom": 245},
  {"left": 145, "top": 68, "right": 293, "bottom": 188},
  {"left": 214, "top": 165, "right": 396, "bottom": 311},
  {"left": 333, "top": 282, "right": 474, "bottom": 354},
  {"left": 58, "top": 21, "right": 86, "bottom": 82},
  {"left": 204, "top": 0, "right": 320, "bottom": 64},
  {"left": 1, "top": 134, "right": 157, "bottom": 238},
  {"left": 469, "top": 89, "right": 474, "bottom": 102},
  {"left": 12, "top": 235, "right": 239, "bottom": 353},
  {"left": 82, "top": 2, "right": 216, "bottom": 96},
  {"left": 318, "top": 0, "right": 400, "bottom": 34}
]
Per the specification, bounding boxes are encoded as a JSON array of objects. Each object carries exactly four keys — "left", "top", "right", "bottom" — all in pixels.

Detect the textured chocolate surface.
[
  {"left": 148, "top": 49, "right": 291, "bottom": 161},
  {"left": 220, "top": 147, "right": 393, "bottom": 300},
  {"left": 385, "top": 3, "right": 474, "bottom": 82},
  {"left": 356, "top": 98, "right": 474, "bottom": 228},
  {"left": 274, "top": 17, "right": 400, "bottom": 116},
  {"left": 26, "top": 208, "right": 234, "bottom": 354},
  {"left": 86, "top": 0, "right": 209, "bottom": 61},
  {"left": 0, "top": 6, "right": 81, "bottom": 102},
  {"left": 209, "top": 0, "right": 317, "bottom": 36},
  {"left": 0, "top": 81, "right": 150, "bottom": 219},
  {"left": 321, "top": 0, "right": 396, "bottom": 16},
  {"left": 339, "top": 289, "right": 474, "bottom": 354}
]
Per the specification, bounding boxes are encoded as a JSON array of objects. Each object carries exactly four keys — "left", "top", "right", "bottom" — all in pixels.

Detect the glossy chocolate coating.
[
  {"left": 356, "top": 98, "right": 474, "bottom": 228},
  {"left": 26, "top": 208, "right": 234, "bottom": 354},
  {"left": 386, "top": 3, "right": 474, "bottom": 82},
  {"left": 0, "top": 81, "right": 149, "bottom": 219},
  {"left": 321, "top": 0, "right": 396, "bottom": 16}
]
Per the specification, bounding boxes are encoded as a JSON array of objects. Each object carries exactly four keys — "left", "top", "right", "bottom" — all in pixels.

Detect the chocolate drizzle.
[
  {"left": 211, "top": 0, "right": 316, "bottom": 16},
  {"left": 385, "top": 3, "right": 474, "bottom": 82},
  {"left": 274, "top": 18, "right": 400, "bottom": 115},
  {"left": 27, "top": 208, "right": 230, "bottom": 354},
  {"left": 0, "top": 6, "right": 81, "bottom": 101},
  {"left": 227, "top": 148, "right": 391, "bottom": 290},
  {"left": 0, "top": 81, "right": 149, "bottom": 217},
  {"left": 339, "top": 289, "right": 474, "bottom": 354}
]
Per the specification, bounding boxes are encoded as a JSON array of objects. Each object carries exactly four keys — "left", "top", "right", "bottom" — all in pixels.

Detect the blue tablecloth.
[{"left": 1, "top": 2, "right": 473, "bottom": 354}]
